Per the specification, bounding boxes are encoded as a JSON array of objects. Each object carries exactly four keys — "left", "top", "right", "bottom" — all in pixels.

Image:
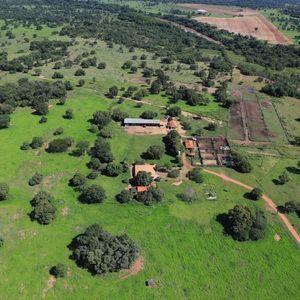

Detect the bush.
[
  {"left": 79, "top": 185, "right": 106, "bottom": 204},
  {"left": 53, "top": 127, "right": 64, "bottom": 135},
  {"left": 0, "top": 183, "right": 9, "bottom": 201},
  {"left": 63, "top": 109, "right": 74, "bottom": 119},
  {"left": 284, "top": 201, "right": 300, "bottom": 214},
  {"left": 20, "top": 142, "right": 30, "bottom": 150},
  {"left": 47, "top": 138, "right": 72, "bottom": 153},
  {"left": 103, "top": 163, "right": 123, "bottom": 177},
  {"left": 74, "top": 68, "right": 85, "bottom": 76},
  {"left": 30, "top": 137, "right": 43, "bottom": 149},
  {"left": 87, "top": 170, "right": 99, "bottom": 180},
  {"left": 206, "top": 122, "right": 217, "bottom": 131},
  {"left": 167, "top": 169, "right": 180, "bottom": 178},
  {"left": 39, "top": 116, "right": 48, "bottom": 124},
  {"left": 0, "top": 114, "right": 11, "bottom": 129},
  {"left": 167, "top": 106, "right": 181, "bottom": 117},
  {"left": 140, "top": 111, "right": 157, "bottom": 119},
  {"left": 135, "top": 187, "right": 164, "bottom": 206},
  {"left": 111, "top": 109, "right": 128, "bottom": 122},
  {"left": 28, "top": 173, "right": 43, "bottom": 186},
  {"left": 50, "top": 263, "right": 67, "bottom": 278},
  {"left": 180, "top": 188, "right": 198, "bottom": 203},
  {"left": 187, "top": 168, "right": 203, "bottom": 183},
  {"left": 0, "top": 237, "right": 4, "bottom": 247},
  {"left": 92, "top": 111, "right": 111, "bottom": 129},
  {"left": 134, "top": 171, "right": 153, "bottom": 186},
  {"left": 99, "top": 127, "right": 112, "bottom": 138},
  {"left": 278, "top": 171, "right": 290, "bottom": 185},
  {"left": 70, "top": 224, "right": 139, "bottom": 275}
]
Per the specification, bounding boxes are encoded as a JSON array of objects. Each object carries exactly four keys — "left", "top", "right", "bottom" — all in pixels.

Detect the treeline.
[
  {"left": 162, "top": 15, "right": 300, "bottom": 71},
  {"left": 0, "top": 39, "right": 71, "bottom": 73}
]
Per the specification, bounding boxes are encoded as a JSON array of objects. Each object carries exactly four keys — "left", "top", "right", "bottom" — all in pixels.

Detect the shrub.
[
  {"left": 28, "top": 173, "right": 43, "bottom": 186},
  {"left": 0, "top": 237, "right": 4, "bottom": 247},
  {"left": 74, "top": 68, "right": 85, "bottom": 76},
  {"left": 39, "top": 116, "right": 48, "bottom": 124},
  {"left": 87, "top": 170, "right": 99, "bottom": 180},
  {"left": 135, "top": 187, "right": 164, "bottom": 206},
  {"left": 278, "top": 171, "right": 290, "bottom": 185},
  {"left": 134, "top": 171, "right": 153, "bottom": 186},
  {"left": 104, "top": 163, "right": 123, "bottom": 177},
  {"left": 99, "top": 127, "right": 112, "bottom": 138},
  {"left": 69, "top": 224, "right": 139, "bottom": 275},
  {"left": 140, "top": 111, "right": 157, "bottom": 119},
  {"left": 180, "top": 188, "right": 198, "bottom": 203},
  {"left": 92, "top": 111, "right": 111, "bottom": 129},
  {"left": 0, "top": 183, "right": 9, "bottom": 201},
  {"left": 167, "top": 106, "right": 181, "bottom": 117},
  {"left": 50, "top": 263, "right": 67, "bottom": 278},
  {"left": 232, "top": 152, "right": 252, "bottom": 173},
  {"left": 284, "top": 201, "right": 300, "bottom": 214},
  {"left": 63, "top": 109, "right": 74, "bottom": 119},
  {"left": 187, "top": 168, "right": 203, "bottom": 183},
  {"left": 79, "top": 185, "right": 106, "bottom": 204},
  {"left": 167, "top": 169, "right": 180, "bottom": 178},
  {"left": 30, "top": 137, "right": 43, "bottom": 149},
  {"left": 53, "top": 127, "right": 64, "bottom": 135},
  {"left": 20, "top": 142, "right": 30, "bottom": 150}
]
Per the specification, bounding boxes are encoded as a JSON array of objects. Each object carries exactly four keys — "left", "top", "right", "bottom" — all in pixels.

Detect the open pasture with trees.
[{"left": 0, "top": 0, "right": 299, "bottom": 299}]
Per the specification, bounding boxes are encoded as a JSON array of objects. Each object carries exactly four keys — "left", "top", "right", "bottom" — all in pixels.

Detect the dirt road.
[{"left": 203, "top": 168, "right": 300, "bottom": 244}]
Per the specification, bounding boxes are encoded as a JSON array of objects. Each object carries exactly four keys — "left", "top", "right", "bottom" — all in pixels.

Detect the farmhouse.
[
  {"left": 131, "top": 186, "right": 148, "bottom": 193},
  {"left": 124, "top": 118, "right": 162, "bottom": 127},
  {"left": 167, "top": 119, "right": 178, "bottom": 129}
]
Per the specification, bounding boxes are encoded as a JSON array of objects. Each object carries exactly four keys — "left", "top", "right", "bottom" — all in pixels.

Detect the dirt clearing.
[
  {"left": 121, "top": 256, "right": 144, "bottom": 279},
  {"left": 195, "top": 15, "right": 291, "bottom": 44}
]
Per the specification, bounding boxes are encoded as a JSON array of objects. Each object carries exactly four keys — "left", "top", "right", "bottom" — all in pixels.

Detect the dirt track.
[{"left": 203, "top": 169, "right": 300, "bottom": 245}]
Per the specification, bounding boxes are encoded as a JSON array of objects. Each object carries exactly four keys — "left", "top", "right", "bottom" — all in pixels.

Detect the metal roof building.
[{"left": 124, "top": 118, "right": 161, "bottom": 127}]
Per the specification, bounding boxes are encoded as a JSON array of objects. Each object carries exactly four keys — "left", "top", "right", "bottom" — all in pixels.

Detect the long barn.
[{"left": 123, "top": 118, "right": 162, "bottom": 127}]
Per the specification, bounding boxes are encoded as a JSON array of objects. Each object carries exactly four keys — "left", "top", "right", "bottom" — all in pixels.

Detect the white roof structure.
[{"left": 124, "top": 118, "right": 161, "bottom": 125}]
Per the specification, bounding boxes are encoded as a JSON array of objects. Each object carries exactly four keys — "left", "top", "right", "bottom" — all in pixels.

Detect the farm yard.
[{"left": 0, "top": 0, "right": 299, "bottom": 299}]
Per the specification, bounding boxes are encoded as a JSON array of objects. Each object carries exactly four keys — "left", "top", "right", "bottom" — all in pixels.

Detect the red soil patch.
[
  {"left": 195, "top": 15, "right": 291, "bottom": 44},
  {"left": 120, "top": 256, "right": 144, "bottom": 279}
]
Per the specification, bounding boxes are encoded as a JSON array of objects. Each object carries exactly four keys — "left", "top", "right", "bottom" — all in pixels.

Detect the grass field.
[{"left": 0, "top": 14, "right": 300, "bottom": 300}]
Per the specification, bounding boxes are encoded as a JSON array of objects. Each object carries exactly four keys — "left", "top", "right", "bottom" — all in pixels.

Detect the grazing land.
[{"left": 0, "top": 0, "right": 299, "bottom": 299}]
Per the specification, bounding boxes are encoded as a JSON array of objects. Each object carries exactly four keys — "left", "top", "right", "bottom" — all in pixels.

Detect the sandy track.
[
  {"left": 203, "top": 169, "right": 300, "bottom": 245},
  {"left": 196, "top": 15, "right": 291, "bottom": 44}
]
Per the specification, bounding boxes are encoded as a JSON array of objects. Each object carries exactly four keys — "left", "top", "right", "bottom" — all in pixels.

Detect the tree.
[
  {"left": 53, "top": 127, "right": 64, "bottom": 135},
  {"left": 223, "top": 205, "right": 267, "bottom": 241},
  {"left": 249, "top": 187, "right": 263, "bottom": 200},
  {"left": 187, "top": 168, "right": 204, "bottom": 183},
  {"left": 92, "top": 111, "right": 111, "bottom": 129},
  {"left": 73, "top": 141, "right": 89, "bottom": 156},
  {"left": 278, "top": 171, "right": 290, "bottom": 185},
  {"left": 34, "top": 102, "right": 48, "bottom": 115},
  {"left": 69, "top": 173, "right": 87, "bottom": 191},
  {"left": 134, "top": 171, "right": 153, "bottom": 186},
  {"left": 284, "top": 201, "right": 300, "bottom": 214},
  {"left": 116, "top": 190, "right": 134, "bottom": 204},
  {"left": 78, "top": 79, "right": 85, "bottom": 87},
  {"left": 74, "top": 68, "right": 85, "bottom": 76},
  {"left": 0, "top": 115, "right": 11, "bottom": 129},
  {"left": 140, "top": 111, "right": 157, "bottom": 119},
  {"left": 143, "top": 145, "right": 164, "bottom": 160},
  {"left": 149, "top": 81, "right": 161, "bottom": 94},
  {"left": 30, "top": 137, "right": 43, "bottom": 149},
  {"left": 99, "top": 127, "right": 112, "bottom": 138},
  {"left": 97, "top": 62, "right": 106, "bottom": 69},
  {"left": 232, "top": 152, "right": 252, "bottom": 173},
  {"left": 79, "top": 185, "right": 106, "bottom": 204},
  {"left": 47, "top": 138, "right": 72, "bottom": 153},
  {"left": 108, "top": 86, "right": 118, "bottom": 98},
  {"left": 63, "top": 109, "right": 74, "bottom": 119},
  {"left": 50, "top": 264, "right": 67, "bottom": 278},
  {"left": 167, "top": 106, "right": 181, "bottom": 117},
  {"left": 0, "top": 183, "right": 9, "bottom": 201},
  {"left": 69, "top": 224, "right": 139, "bottom": 275},
  {"left": 163, "top": 130, "right": 181, "bottom": 157},
  {"left": 90, "top": 137, "right": 114, "bottom": 163},
  {"left": 135, "top": 187, "right": 164, "bottom": 206},
  {"left": 30, "top": 191, "right": 56, "bottom": 225},
  {"left": 104, "top": 163, "right": 122, "bottom": 177},
  {"left": 111, "top": 109, "right": 128, "bottom": 122},
  {"left": 39, "top": 116, "right": 47, "bottom": 124},
  {"left": 206, "top": 122, "right": 217, "bottom": 131},
  {"left": 52, "top": 72, "right": 64, "bottom": 79},
  {"left": 28, "top": 173, "right": 43, "bottom": 186}
]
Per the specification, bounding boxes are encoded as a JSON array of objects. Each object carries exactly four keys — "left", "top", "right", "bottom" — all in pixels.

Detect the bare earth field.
[{"left": 195, "top": 14, "right": 292, "bottom": 44}]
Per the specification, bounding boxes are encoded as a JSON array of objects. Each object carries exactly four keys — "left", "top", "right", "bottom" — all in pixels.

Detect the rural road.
[{"left": 203, "top": 168, "right": 300, "bottom": 245}]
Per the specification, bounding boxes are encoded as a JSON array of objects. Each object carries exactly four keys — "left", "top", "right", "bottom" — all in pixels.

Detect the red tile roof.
[
  {"left": 137, "top": 186, "right": 148, "bottom": 193},
  {"left": 168, "top": 120, "right": 177, "bottom": 128},
  {"left": 185, "top": 140, "right": 195, "bottom": 149}
]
